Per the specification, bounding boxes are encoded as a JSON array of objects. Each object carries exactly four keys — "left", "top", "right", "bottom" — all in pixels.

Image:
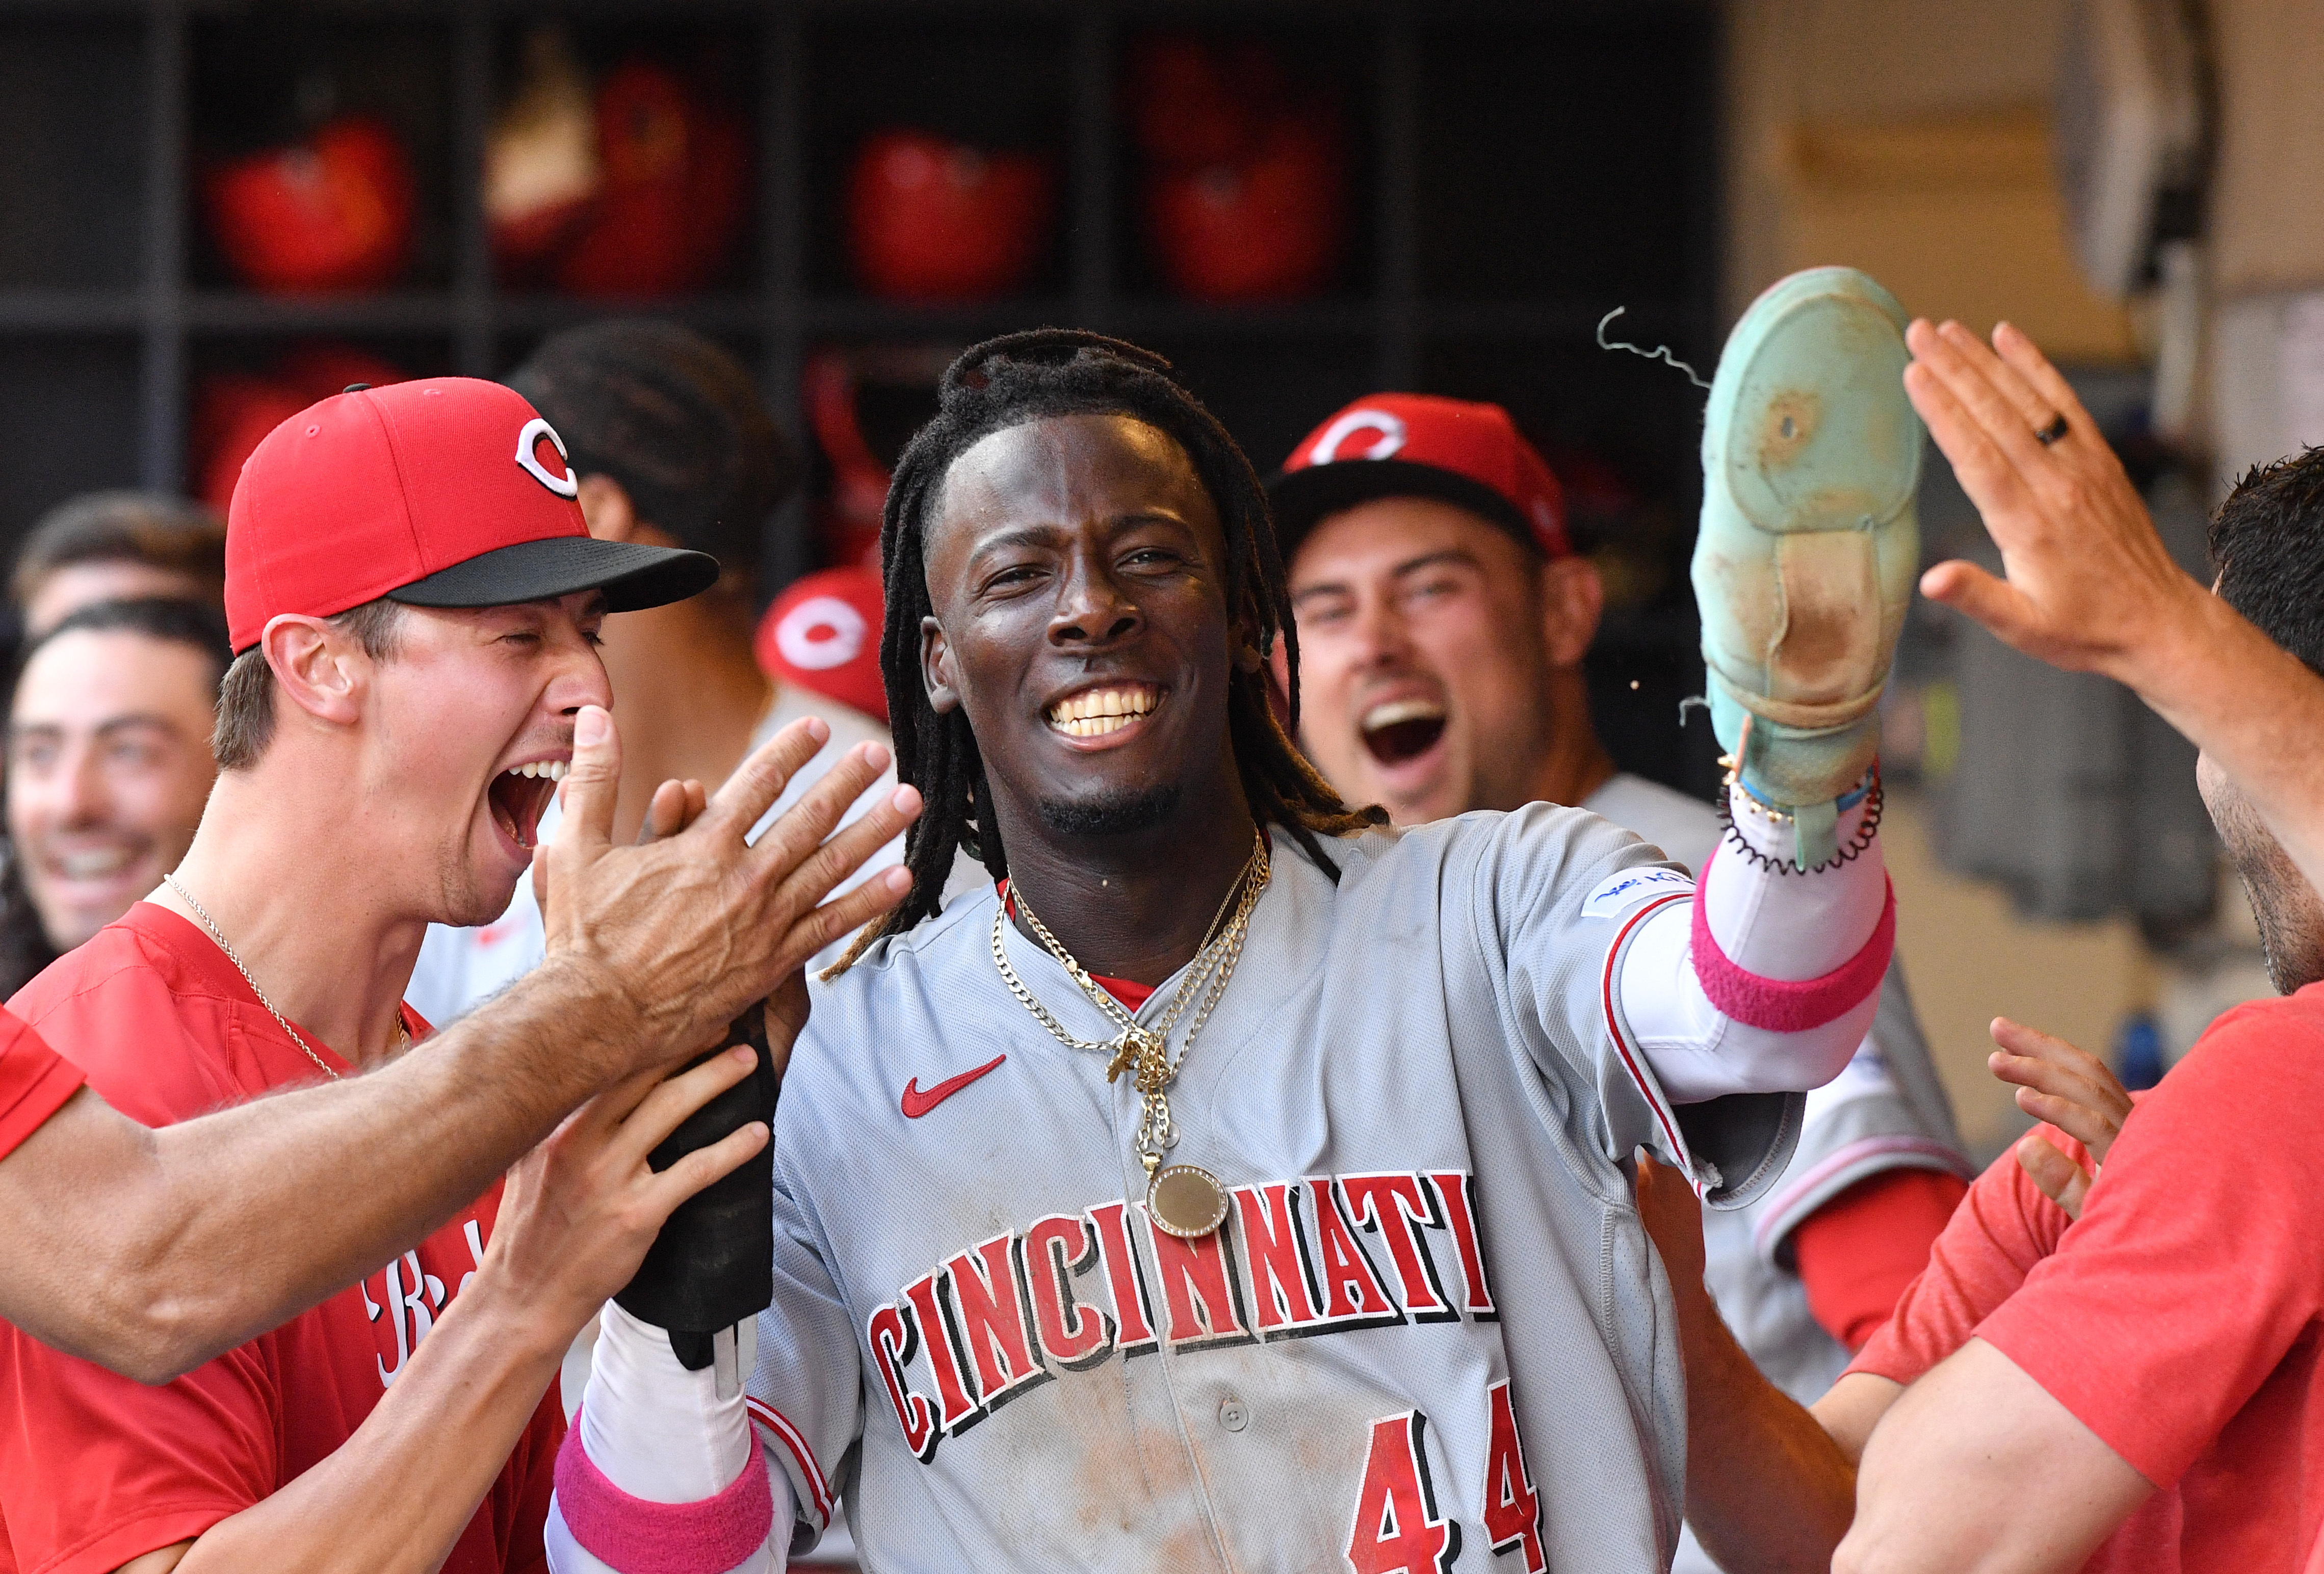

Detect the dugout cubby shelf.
[{"left": 0, "top": 0, "right": 1724, "bottom": 795}]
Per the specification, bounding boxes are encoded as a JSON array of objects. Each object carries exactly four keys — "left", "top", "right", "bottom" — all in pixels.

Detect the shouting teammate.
[
  {"left": 0, "top": 379, "right": 919, "bottom": 1574},
  {"left": 551, "top": 273, "right": 1914, "bottom": 1572},
  {"left": 411, "top": 321, "right": 900, "bottom": 1025},
  {"left": 1267, "top": 390, "right": 1971, "bottom": 1565}
]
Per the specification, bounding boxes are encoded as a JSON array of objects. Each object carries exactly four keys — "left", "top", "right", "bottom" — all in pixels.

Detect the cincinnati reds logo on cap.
[
  {"left": 1306, "top": 408, "right": 1407, "bottom": 465},
  {"left": 775, "top": 595, "right": 868, "bottom": 671},
  {"left": 513, "top": 417, "right": 579, "bottom": 499}
]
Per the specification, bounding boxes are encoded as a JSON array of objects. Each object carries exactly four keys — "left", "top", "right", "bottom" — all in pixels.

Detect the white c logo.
[
  {"left": 776, "top": 596, "right": 868, "bottom": 671},
  {"left": 1308, "top": 409, "right": 1407, "bottom": 465},
  {"left": 514, "top": 417, "right": 580, "bottom": 498}
]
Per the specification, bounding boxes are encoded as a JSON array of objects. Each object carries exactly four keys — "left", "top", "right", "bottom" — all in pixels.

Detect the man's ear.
[
  {"left": 1537, "top": 555, "right": 1605, "bottom": 669},
  {"left": 1232, "top": 611, "right": 1266, "bottom": 674},
  {"left": 576, "top": 475, "right": 638, "bottom": 543},
  {"left": 921, "top": 615, "right": 960, "bottom": 715},
  {"left": 260, "top": 615, "right": 365, "bottom": 730}
]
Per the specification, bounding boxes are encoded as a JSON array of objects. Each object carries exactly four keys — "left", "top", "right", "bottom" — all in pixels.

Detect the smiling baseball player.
[{"left": 546, "top": 273, "right": 1917, "bottom": 1574}]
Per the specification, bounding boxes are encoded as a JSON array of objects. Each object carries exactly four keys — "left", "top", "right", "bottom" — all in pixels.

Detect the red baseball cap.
[
  {"left": 1268, "top": 393, "right": 1571, "bottom": 562},
  {"left": 224, "top": 377, "right": 719, "bottom": 652},
  {"left": 754, "top": 566, "right": 887, "bottom": 722}
]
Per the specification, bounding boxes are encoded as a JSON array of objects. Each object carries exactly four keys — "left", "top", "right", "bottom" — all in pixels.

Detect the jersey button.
[{"left": 1218, "top": 1397, "right": 1248, "bottom": 1433}]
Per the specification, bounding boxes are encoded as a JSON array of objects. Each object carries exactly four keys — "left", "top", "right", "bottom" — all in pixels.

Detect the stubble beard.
[
  {"left": 1035, "top": 782, "right": 1184, "bottom": 838},
  {"left": 2240, "top": 866, "right": 2324, "bottom": 997}
]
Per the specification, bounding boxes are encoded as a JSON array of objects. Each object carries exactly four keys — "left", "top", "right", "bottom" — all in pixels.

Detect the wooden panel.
[{"left": 1768, "top": 110, "right": 2137, "bottom": 362}]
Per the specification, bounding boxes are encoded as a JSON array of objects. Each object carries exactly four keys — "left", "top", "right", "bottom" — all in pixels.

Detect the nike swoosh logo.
[{"left": 901, "top": 1054, "right": 1007, "bottom": 1119}]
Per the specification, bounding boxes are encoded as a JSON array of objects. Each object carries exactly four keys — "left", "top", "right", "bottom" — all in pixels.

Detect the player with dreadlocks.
[
  {"left": 548, "top": 281, "right": 1921, "bottom": 1574},
  {"left": 837, "top": 330, "right": 1378, "bottom": 960}
]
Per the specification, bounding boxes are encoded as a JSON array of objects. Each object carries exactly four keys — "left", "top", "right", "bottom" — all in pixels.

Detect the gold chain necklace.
[
  {"left": 163, "top": 872, "right": 407, "bottom": 1081},
  {"left": 991, "top": 830, "right": 1268, "bottom": 1238}
]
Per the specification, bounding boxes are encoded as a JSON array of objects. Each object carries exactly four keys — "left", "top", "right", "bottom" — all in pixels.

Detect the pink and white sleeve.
[
  {"left": 1616, "top": 783, "right": 1891, "bottom": 1102},
  {"left": 544, "top": 1302, "right": 790, "bottom": 1574}
]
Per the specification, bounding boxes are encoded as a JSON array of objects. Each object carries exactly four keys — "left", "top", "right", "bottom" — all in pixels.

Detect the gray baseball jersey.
[
  {"left": 1585, "top": 773, "right": 1968, "bottom": 1399},
  {"left": 1584, "top": 773, "right": 1969, "bottom": 1574},
  {"left": 747, "top": 804, "right": 1806, "bottom": 1573}
]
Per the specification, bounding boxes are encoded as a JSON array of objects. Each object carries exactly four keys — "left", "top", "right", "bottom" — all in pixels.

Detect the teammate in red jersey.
[
  {"left": 1659, "top": 330, "right": 2324, "bottom": 1573},
  {"left": 0, "top": 376, "right": 918, "bottom": 1574}
]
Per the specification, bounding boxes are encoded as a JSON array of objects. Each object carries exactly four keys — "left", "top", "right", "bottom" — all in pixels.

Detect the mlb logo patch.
[{"left": 1579, "top": 865, "right": 1694, "bottom": 920}]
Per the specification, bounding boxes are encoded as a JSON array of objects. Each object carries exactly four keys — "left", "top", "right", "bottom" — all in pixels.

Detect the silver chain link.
[{"left": 991, "top": 830, "right": 1269, "bottom": 1169}]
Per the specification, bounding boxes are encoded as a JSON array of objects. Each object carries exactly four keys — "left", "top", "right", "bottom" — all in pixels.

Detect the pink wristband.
[
  {"left": 1690, "top": 852, "right": 1895, "bottom": 1033},
  {"left": 555, "top": 1403, "right": 775, "bottom": 1574}
]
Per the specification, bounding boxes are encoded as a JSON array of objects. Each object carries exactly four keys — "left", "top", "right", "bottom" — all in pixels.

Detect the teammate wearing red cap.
[
  {"left": 0, "top": 378, "right": 922, "bottom": 1574},
  {"left": 757, "top": 566, "right": 891, "bottom": 723},
  {"left": 410, "top": 322, "right": 901, "bottom": 1030},
  {"left": 1271, "top": 393, "right": 1972, "bottom": 1568}
]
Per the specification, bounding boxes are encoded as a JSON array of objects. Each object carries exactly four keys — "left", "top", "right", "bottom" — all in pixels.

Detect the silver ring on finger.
[{"left": 2034, "top": 412, "right": 2069, "bottom": 445}]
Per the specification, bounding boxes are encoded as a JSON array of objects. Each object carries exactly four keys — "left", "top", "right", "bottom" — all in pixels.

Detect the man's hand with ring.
[
  {"left": 1903, "top": 319, "right": 2204, "bottom": 684},
  {"left": 1906, "top": 316, "right": 2324, "bottom": 898}
]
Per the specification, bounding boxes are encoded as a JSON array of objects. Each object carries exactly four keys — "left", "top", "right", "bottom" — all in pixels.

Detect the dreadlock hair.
[{"left": 829, "top": 329, "right": 1385, "bottom": 976}]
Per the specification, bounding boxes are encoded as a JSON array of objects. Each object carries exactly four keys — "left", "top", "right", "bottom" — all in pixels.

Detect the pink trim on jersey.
[
  {"left": 747, "top": 1394, "right": 835, "bottom": 1528},
  {"left": 1599, "top": 891, "right": 1694, "bottom": 1166},
  {"left": 1749, "top": 1134, "right": 1978, "bottom": 1258},
  {"left": 1690, "top": 857, "right": 1895, "bottom": 1033},
  {"left": 555, "top": 1403, "right": 774, "bottom": 1574}
]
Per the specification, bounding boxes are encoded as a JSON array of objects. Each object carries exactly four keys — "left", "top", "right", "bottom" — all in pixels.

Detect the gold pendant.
[{"left": 1147, "top": 1164, "right": 1230, "bottom": 1239}]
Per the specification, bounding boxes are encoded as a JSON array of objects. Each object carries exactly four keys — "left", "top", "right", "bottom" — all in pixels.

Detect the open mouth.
[
  {"left": 1047, "top": 684, "right": 1163, "bottom": 740},
  {"left": 1361, "top": 698, "right": 1448, "bottom": 766},
  {"left": 487, "top": 759, "right": 567, "bottom": 852}
]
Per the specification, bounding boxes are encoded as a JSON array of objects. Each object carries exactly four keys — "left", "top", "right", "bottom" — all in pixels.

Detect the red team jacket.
[{"left": 0, "top": 903, "right": 560, "bottom": 1574}]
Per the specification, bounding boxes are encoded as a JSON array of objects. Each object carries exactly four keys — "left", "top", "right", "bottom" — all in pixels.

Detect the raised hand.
[
  {"left": 1904, "top": 319, "right": 2206, "bottom": 680},
  {"left": 532, "top": 705, "right": 922, "bottom": 1080},
  {"left": 1908, "top": 318, "right": 2324, "bottom": 909},
  {"left": 1986, "top": 1015, "right": 2132, "bottom": 1220}
]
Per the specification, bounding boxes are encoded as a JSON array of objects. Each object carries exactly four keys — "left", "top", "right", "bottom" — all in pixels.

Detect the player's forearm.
[
  {"left": 1838, "top": 1340, "right": 2150, "bottom": 1574},
  {"left": 1621, "top": 787, "right": 1888, "bottom": 1100},
  {"left": 2111, "top": 588, "right": 2324, "bottom": 896},
  {"left": 170, "top": 1269, "right": 570, "bottom": 1574},
  {"left": 1679, "top": 1304, "right": 1858, "bottom": 1574},
  {"left": 26, "top": 959, "right": 650, "bottom": 1381},
  {"left": 546, "top": 1302, "right": 782, "bottom": 1574}
]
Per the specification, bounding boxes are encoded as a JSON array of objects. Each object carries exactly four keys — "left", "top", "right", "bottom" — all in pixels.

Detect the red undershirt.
[{"left": 1791, "top": 1168, "right": 1970, "bottom": 1351}]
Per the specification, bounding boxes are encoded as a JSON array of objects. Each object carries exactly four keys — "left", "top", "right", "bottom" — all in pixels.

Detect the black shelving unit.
[{"left": 0, "top": 0, "right": 1725, "bottom": 791}]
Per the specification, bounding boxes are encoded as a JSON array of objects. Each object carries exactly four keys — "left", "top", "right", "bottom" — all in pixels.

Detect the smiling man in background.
[{"left": 1, "top": 597, "right": 229, "bottom": 993}]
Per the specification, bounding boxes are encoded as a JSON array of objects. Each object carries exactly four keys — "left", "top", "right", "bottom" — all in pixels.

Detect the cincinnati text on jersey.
[{"left": 863, "top": 1168, "right": 1497, "bottom": 1459}]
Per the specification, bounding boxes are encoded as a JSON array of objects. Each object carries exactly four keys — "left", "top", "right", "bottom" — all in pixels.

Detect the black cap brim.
[
  {"left": 387, "top": 535, "right": 721, "bottom": 615},
  {"left": 1266, "top": 459, "right": 1542, "bottom": 563}
]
